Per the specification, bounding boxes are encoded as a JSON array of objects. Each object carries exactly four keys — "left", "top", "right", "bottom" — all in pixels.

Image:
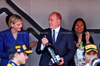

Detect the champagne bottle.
[
  {"left": 79, "top": 42, "right": 83, "bottom": 50},
  {"left": 45, "top": 43, "right": 61, "bottom": 64},
  {"left": 77, "top": 42, "right": 84, "bottom": 58}
]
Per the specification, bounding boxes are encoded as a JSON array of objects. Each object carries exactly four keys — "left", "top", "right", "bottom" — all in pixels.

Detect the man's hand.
[{"left": 57, "top": 57, "right": 64, "bottom": 65}]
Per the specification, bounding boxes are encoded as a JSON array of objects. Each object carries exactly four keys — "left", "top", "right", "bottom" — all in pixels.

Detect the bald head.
[
  {"left": 48, "top": 12, "right": 62, "bottom": 29},
  {"left": 49, "top": 12, "right": 62, "bottom": 21}
]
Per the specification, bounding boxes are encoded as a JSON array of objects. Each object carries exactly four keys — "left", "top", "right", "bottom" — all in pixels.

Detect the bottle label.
[
  {"left": 79, "top": 43, "right": 83, "bottom": 50},
  {"left": 56, "top": 55, "right": 60, "bottom": 60},
  {"left": 51, "top": 58, "right": 55, "bottom": 64},
  {"left": 77, "top": 49, "right": 84, "bottom": 59}
]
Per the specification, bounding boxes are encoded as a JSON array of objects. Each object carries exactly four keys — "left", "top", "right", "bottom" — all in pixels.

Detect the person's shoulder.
[
  {"left": 18, "top": 30, "right": 29, "bottom": 36},
  {"left": 0, "top": 29, "right": 10, "bottom": 35},
  {"left": 60, "top": 28, "right": 73, "bottom": 35},
  {"left": 41, "top": 28, "right": 50, "bottom": 32},
  {"left": 60, "top": 27, "right": 72, "bottom": 35},
  {"left": 40, "top": 28, "right": 50, "bottom": 35},
  {"left": 0, "top": 29, "right": 10, "bottom": 32},
  {"left": 20, "top": 29, "right": 28, "bottom": 32},
  {"left": 7, "top": 63, "right": 12, "bottom": 66},
  {"left": 20, "top": 29, "right": 29, "bottom": 34},
  {"left": 61, "top": 27, "right": 71, "bottom": 32}
]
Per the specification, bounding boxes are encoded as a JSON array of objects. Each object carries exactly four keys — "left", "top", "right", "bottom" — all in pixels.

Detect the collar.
[
  {"left": 8, "top": 60, "right": 17, "bottom": 66},
  {"left": 51, "top": 26, "right": 60, "bottom": 33}
]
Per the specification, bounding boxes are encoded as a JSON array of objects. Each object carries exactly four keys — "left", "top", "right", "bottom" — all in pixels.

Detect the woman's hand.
[
  {"left": 85, "top": 31, "right": 90, "bottom": 44},
  {"left": 29, "top": 41, "right": 38, "bottom": 49},
  {"left": 76, "top": 34, "right": 82, "bottom": 47}
]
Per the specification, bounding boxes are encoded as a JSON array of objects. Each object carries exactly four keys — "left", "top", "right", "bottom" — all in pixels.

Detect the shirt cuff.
[{"left": 40, "top": 43, "right": 45, "bottom": 51}]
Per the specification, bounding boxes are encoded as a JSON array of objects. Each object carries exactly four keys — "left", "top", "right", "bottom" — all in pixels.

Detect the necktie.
[
  {"left": 48, "top": 30, "right": 55, "bottom": 65},
  {"left": 52, "top": 30, "right": 55, "bottom": 45}
]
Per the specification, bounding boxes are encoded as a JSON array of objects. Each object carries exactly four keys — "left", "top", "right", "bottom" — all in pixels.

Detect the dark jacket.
[{"left": 36, "top": 27, "right": 76, "bottom": 66}]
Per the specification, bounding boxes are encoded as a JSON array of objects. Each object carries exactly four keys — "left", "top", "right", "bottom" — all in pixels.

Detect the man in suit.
[{"left": 36, "top": 12, "right": 76, "bottom": 66}]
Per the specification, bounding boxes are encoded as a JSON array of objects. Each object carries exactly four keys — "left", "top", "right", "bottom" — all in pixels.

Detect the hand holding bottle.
[{"left": 57, "top": 57, "right": 64, "bottom": 65}]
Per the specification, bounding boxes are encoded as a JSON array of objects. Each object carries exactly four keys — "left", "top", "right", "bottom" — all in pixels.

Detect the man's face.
[
  {"left": 83, "top": 51, "right": 98, "bottom": 63},
  {"left": 48, "top": 13, "right": 60, "bottom": 29},
  {"left": 18, "top": 52, "right": 28, "bottom": 64}
]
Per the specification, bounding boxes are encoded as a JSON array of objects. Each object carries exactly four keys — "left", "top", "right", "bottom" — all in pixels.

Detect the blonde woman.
[{"left": 0, "top": 14, "right": 29, "bottom": 66}]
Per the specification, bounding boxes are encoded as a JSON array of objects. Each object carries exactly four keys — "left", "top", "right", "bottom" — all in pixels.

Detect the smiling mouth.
[{"left": 77, "top": 29, "right": 82, "bottom": 31}]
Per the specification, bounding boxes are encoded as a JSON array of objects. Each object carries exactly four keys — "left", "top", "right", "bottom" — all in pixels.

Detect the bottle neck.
[{"left": 79, "top": 42, "right": 83, "bottom": 50}]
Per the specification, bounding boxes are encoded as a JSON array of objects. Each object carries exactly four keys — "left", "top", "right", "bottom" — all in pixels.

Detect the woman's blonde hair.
[{"left": 8, "top": 14, "right": 22, "bottom": 28}]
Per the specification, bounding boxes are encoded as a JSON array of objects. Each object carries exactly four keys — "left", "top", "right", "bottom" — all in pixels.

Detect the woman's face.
[
  {"left": 75, "top": 20, "right": 84, "bottom": 34},
  {"left": 11, "top": 21, "right": 23, "bottom": 31}
]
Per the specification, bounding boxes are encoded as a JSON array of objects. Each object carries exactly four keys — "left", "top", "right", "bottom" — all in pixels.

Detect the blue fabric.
[
  {"left": 0, "top": 29, "right": 29, "bottom": 66},
  {"left": 36, "top": 27, "right": 76, "bottom": 66},
  {"left": 7, "top": 60, "right": 17, "bottom": 66}
]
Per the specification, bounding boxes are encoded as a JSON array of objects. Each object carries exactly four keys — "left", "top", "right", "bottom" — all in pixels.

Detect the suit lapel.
[
  {"left": 47, "top": 29, "right": 52, "bottom": 45},
  {"left": 6, "top": 29, "right": 17, "bottom": 44}
]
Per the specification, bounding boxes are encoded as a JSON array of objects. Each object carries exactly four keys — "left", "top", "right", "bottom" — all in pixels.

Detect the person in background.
[
  {"left": 6, "top": 14, "right": 13, "bottom": 28},
  {"left": 6, "top": 14, "right": 38, "bottom": 49},
  {"left": 72, "top": 18, "right": 94, "bottom": 46},
  {"left": 36, "top": 12, "right": 76, "bottom": 66},
  {"left": 0, "top": 14, "right": 29, "bottom": 66},
  {"left": 69, "top": 18, "right": 94, "bottom": 66},
  {"left": 7, "top": 43, "right": 33, "bottom": 66},
  {"left": 81, "top": 43, "right": 99, "bottom": 66}
]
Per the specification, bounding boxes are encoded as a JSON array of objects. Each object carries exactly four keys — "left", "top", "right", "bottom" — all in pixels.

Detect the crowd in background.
[{"left": 0, "top": 12, "right": 99, "bottom": 66}]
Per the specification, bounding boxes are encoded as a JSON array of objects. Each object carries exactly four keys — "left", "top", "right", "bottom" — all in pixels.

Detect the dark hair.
[
  {"left": 9, "top": 54, "right": 14, "bottom": 60},
  {"left": 9, "top": 53, "right": 21, "bottom": 60},
  {"left": 72, "top": 18, "right": 87, "bottom": 45},
  {"left": 6, "top": 14, "right": 13, "bottom": 26}
]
